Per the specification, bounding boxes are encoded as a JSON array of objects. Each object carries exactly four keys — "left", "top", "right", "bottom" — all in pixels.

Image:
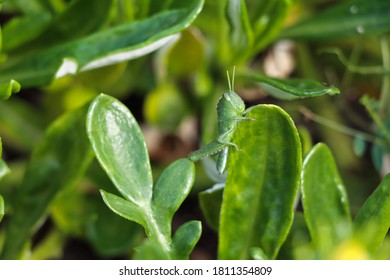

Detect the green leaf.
[
  {"left": 218, "top": 105, "right": 302, "bottom": 259},
  {"left": 354, "top": 174, "right": 390, "bottom": 251},
  {"left": 0, "top": 0, "right": 205, "bottom": 87},
  {"left": 301, "top": 143, "right": 352, "bottom": 258},
  {"left": 87, "top": 94, "right": 198, "bottom": 259},
  {"left": 100, "top": 190, "right": 146, "bottom": 228},
  {"left": 87, "top": 93, "right": 152, "bottom": 204},
  {"left": 0, "top": 105, "right": 94, "bottom": 259},
  {"left": 12, "top": 0, "right": 114, "bottom": 51},
  {"left": 3, "top": 0, "right": 113, "bottom": 52},
  {"left": 152, "top": 158, "right": 195, "bottom": 237},
  {"left": 2, "top": 12, "right": 52, "bottom": 51},
  {"left": 198, "top": 183, "right": 224, "bottom": 232},
  {"left": 172, "top": 220, "right": 202, "bottom": 260},
  {"left": 282, "top": 0, "right": 390, "bottom": 40},
  {"left": 245, "top": 73, "right": 340, "bottom": 100},
  {"left": 226, "top": 0, "right": 253, "bottom": 57},
  {"left": 0, "top": 80, "right": 21, "bottom": 100}
]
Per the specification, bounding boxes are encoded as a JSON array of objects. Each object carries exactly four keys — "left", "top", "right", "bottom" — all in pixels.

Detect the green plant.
[
  {"left": 0, "top": 0, "right": 390, "bottom": 260},
  {"left": 86, "top": 94, "right": 201, "bottom": 260},
  {"left": 300, "top": 143, "right": 390, "bottom": 259},
  {"left": 81, "top": 90, "right": 390, "bottom": 260}
]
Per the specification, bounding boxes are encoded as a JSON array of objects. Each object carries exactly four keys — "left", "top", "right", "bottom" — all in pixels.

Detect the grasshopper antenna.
[
  {"left": 226, "top": 66, "right": 236, "bottom": 92},
  {"left": 232, "top": 66, "right": 235, "bottom": 91},
  {"left": 226, "top": 70, "right": 231, "bottom": 92}
]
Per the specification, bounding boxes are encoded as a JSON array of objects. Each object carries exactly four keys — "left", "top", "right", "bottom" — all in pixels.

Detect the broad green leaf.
[
  {"left": 9, "top": 0, "right": 114, "bottom": 51},
  {"left": 282, "top": 0, "right": 390, "bottom": 40},
  {"left": 245, "top": 73, "right": 340, "bottom": 100},
  {"left": 354, "top": 174, "right": 390, "bottom": 251},
  {"left": 198, "top": 183, "right": 224, "bottom": 232},
  {"left": 87, "top": 93, "right": 152, "bottom": 204},
  {"left": 152, "top": 158, "right": 195, "bottom": 237},
  {"left": 0, "top": 80, "right": 21, "bottom": 100},
  {"left": 2, "top": 12, "right": 51, "bottom": 51},
  {"left": 301, "top": 143, "right": 352, "bottom": 258},
  {"left": 100, "top": 190, "right": 146, "bottom": 228},
  {"left": 218, "top": 105, "right": 302, "bottom": 259},
  {"left": 0, "top": 105, "right": 94, "bottom": 259},
  {"left": 171, "top": 220, "right": 202, "bottom": 260},
  {"left": 0, "top": 0, "right": 205, "bottom": 87}
]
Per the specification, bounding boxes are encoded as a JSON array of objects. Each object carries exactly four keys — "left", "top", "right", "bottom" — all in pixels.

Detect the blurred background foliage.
[{"left": 0, "top": 0, "right": 390, "bottom": 259}]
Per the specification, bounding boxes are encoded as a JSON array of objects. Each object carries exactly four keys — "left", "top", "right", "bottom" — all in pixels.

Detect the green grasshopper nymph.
[{"left": 189, "top": 69, "right": 253, "bottom": 174}]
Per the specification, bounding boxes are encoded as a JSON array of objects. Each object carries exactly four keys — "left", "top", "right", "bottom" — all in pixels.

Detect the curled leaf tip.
[{"left": 0, "top": 79, "right": 21, "bottom": 100}]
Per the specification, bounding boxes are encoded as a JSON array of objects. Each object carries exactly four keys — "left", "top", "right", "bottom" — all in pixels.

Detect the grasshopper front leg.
[{"left": 188, "top": 140, "right": 228, "bottom": 161}]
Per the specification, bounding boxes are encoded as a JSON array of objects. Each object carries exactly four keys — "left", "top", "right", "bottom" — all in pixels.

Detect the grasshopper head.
[
  {"left": 225, "top": 68, "right": 245, "bottom": 113},
  {"left": 225, "top": 90, "right": 245, "bottom": 113}
]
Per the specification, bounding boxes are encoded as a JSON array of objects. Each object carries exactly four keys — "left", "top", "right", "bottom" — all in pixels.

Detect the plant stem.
[
  {"left": 299, "top": 106, "right": 387, "bottom": 148},
  {"left": 319, "top": 47, "right": 390, "bottom": 75},
  {"left": 145, "top": 207, "right": 171, "bottom": 257},
  {"left": 341, "top": 41, "right": 362, "bottom": 88}
]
